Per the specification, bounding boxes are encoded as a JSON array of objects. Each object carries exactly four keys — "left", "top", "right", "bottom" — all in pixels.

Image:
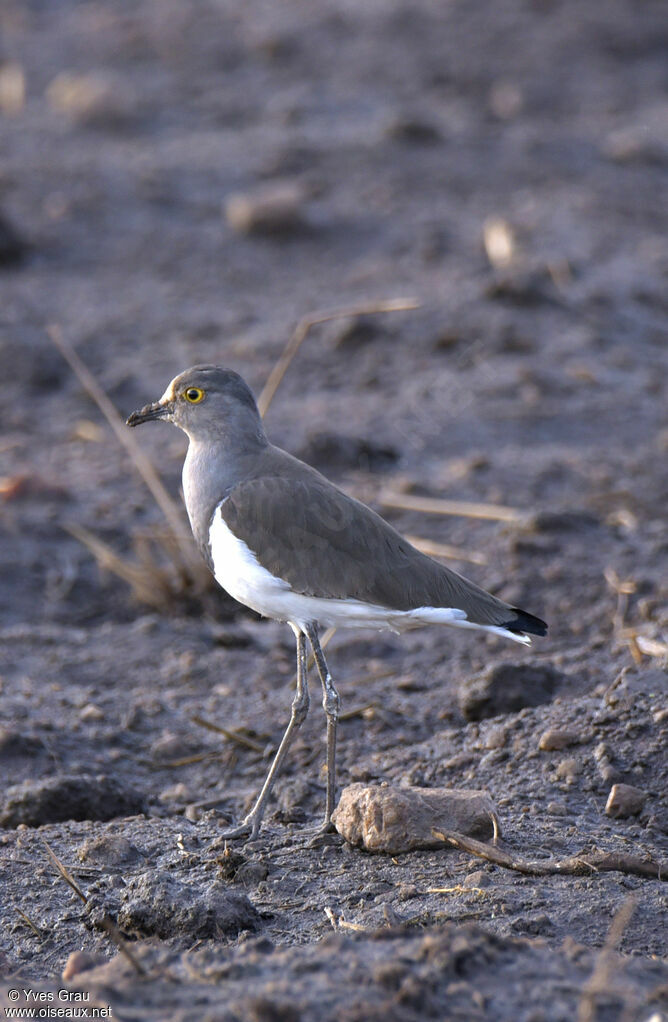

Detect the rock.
[
  {"left": 462, "top": 869, "right": 490, "bottom": 889},
  {"left": 62, "top": 950, "right": 106, "bottom": 982},
  {"left": 459, "top": 663, "right": 564, "bottom": 721},
  {"left": 0, "top": 727, "right": 43, "bottom": 758},
  {"left": 0, "top": 61, "right": 25, "bottom": 115},
  {"left": 538, "top": 729, "right": 580, "bottom": 751},
  {"left": 0, "top": 210, "right": 28, "bottom": 266},
  {"left": 0, "top": 775, "right": 145, "bottom": 828},
  {"left": 158, "top": 782, "right": 192, "bottom": 804},
  {"left": 605, "top": 783, "right": 646, "bottom": 819},
  {"left": 554, "top": 757, "right": 579, "bottom": 782},
  {"left": 78, "top": 834, "right": 144, "bottom": 867},
  {"left": 331, "top": 783, "right": 497, "bottom": 854},
  {"left": 484, "top": 265, "right": 560, "bottom": 307},
  {"left": 45, "top": 72, "right": 138, "bottom": 129},
  {"left": 483, "top": 725, "right": 507, "bottom": 750},
  {"left": 606, "top": 667, "right": 668, "bottom": 709},
  {"left": 483, "top": 217, "right": 515, "bottom": 269},
  {"left": 593, "top": 742, "right": 622, "bottom": 786},
  {"left": 117, "top": 874, "right": 260, "bottom": 940},
  {"left": 385, "top": 112, "right": 442, "bottom": 145},
  {"left": 79, "top": 703, "right": 105, "bottom": 722},
  {"left": 224, "top": 181, "right": 309, "bottom": 237},
  {"left": 150, "top": 731, "right": 202, "bottom": 764}
]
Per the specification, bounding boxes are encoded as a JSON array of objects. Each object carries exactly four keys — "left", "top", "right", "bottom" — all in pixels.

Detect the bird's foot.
[
  {"left": 306, "top": 817, "right": 340, "bottom": 849},
  {"left": 218, "top": 813, "right": 263, "bottom": 842}
]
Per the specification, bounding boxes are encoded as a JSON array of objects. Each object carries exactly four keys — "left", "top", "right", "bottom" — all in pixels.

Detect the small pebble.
[
  {"left": 462, "top": 869, "right": 490, "bottom": 888},
  {"left": 224, "top": 181, "right": 308, "bottom": 236},
  {"left": 484, "top": 726, "right": 507, "bottom": 750},
  {"left": 483, "top": 216, "right": 515, "bottom": 268},
  {"left": 78, "top": 834, "right": 143, "bottom": 867},
  {"left": 159, "top": 782, "right": 191, "bottom": 804},
  {"left": 46, "top": 71, "right": 136, "bottom": 127},
  {"left": 62, "top": 950, "right": 105, "bottom": 982},
  {"left": 79, "top": 703, "right": 105, "bottom": 722},
  {"left": 546, "top": 802, "right": 568, "bottom": 816},
  {"left": 555, "top": 758, "right": 579, "bottom": 781},
  {"left": 605, "top": 783, "right": 646, "bottom": 818},
  {"left": 538, "top": 729, "right": 580, "bottom": 751}
]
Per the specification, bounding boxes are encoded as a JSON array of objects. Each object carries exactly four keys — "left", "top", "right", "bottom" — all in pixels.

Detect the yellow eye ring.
[{"left": 184, "top": 387, "right": 205, "bottom": 404}]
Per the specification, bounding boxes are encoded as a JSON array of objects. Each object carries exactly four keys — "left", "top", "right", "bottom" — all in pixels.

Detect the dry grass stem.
[
  {"left": 339, "top": 702, "right": 379, "bottom": 722},
  {"left": 432, "top": 830, "right": 668, "bottom": 880},
  {"left": 257, "top": 297, "right": 420, "bottom": 417},
  {"left": 577, "top": 897, "right": 637, "bottom": 1022},
  {"left": 47, "top": 324, "right": 196, "bottom": 573},
  {"left": 156, "top": 751, "right": 222, "bottom": 768},
  {"left": 42, "top": 838, "right": 87, "bottom": 903},
  {"left": 65, "top": 523, "right": 173, "bottom": 608},
  {"left": 405, "top": 533, "right": 488, "bottom": 565},
  {"left": 379, "top": 489, "right": 526, "bottom": 523},
  {"left": 604, "top": 567, "right": 663, "bottom": 664},
  {"left": 42, "top": 839, "right": 146, "bottom": 976},
  {"left": 190, "top": 715, "right": 267, "bottom": 754},
  {"left": 15, "top": 907, "right": 44, "bottom": 939},
  {"left": 323, "top": 907, "right": 366, "bottom": 932}
]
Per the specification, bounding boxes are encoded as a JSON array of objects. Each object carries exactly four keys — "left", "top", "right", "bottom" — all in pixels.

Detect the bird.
[{"left": 127, "top": 365, "right": 547, "bottom": 839}]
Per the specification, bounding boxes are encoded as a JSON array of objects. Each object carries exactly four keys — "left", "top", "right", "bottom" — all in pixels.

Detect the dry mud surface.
[{"left": 1, "top": 1, "right": 667, "bottom": 1019}]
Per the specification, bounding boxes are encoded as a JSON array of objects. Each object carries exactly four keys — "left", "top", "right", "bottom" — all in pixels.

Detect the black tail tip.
[{"left": 507, "top": 607, "right": 548, "bottom": 637}]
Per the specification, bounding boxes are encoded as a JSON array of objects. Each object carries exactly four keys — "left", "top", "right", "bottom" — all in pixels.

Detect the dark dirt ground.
[{"left": 1, "top": 0, "right": 667, "bottom": 1019}]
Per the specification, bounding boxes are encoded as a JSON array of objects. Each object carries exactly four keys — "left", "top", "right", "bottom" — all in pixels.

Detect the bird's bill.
[{"left": 126, "top": 399, "right": 173, "bottom": 427}]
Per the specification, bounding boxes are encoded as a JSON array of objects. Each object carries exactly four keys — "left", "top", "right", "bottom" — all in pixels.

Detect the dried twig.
[
  {"left": 64, "top": 523, "right": 174, "bottom": 608},
  {"left": 339, "top": 702, "right": 378, "bottom": 722},
  {"left": 47, "top": 324, "right": 196, "bottom": 573},
  {"left": 380, "top": 490, "right": 526, "bottom": 524},
  {"left": 257, "top": 297, "right": 420, "bottom": 417},
  {"left": 577, "top": 898, "right": 636, "bottom": 1022},
  {"left": 323, "top": 906, "right": 366, "bottom": 932},
  {"left": 404, "top": 534, "right": 488, "bottom": 565},
  {"left": 14, "top": 907, "right": 44, "bottom": 939},
  {"left": 432, "top": 829, "right": 668, "bottom": 880},
  {"left": 190, "top": 715, "right": 268, "bottom": 754},
  {"left": 42, "top": 839, "right": 146, "bottom": 975},
  {"left": 42, "top": 838, "right": 87, "bottom": 903}
]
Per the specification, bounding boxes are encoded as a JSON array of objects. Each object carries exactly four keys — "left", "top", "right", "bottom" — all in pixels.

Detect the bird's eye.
[{"left": 184, "top": 387, "right": 205, "bottom": 404}]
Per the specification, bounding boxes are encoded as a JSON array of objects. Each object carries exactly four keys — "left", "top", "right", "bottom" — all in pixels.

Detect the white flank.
[{"left": 209, "top": 505, "right": 531, "bottom": 643}]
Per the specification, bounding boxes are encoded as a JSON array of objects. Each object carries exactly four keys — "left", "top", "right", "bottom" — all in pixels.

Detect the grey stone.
[
  {"left": 605, "top": 783, "right": 646, "bottom": 819},
  {"left": 459, "top": 662, "right": 564, "bottom": 721},
  {"left": 539, "top": 729, "right": 581, "bottom": 751},
  {"left": 118, "top": 873, "right": 260, "bottom": 940},
  {"left": 331, "top": 783, "right": 497, "bottom": 854},
  {"left": 224, "top": 181, "right": 309, "bottom": 236},
  {"left": 0, "top": 775, "right": 145, "bottom": 828}
]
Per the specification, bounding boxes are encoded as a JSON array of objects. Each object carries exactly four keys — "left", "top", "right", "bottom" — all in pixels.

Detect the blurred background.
[{"left": 0, "top": 0, "right": 666, "bottom": 641}]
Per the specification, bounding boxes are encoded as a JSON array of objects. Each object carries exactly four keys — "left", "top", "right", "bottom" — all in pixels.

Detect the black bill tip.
[{"left": 126, "top": 401, "right": 170, "bottom": 427}]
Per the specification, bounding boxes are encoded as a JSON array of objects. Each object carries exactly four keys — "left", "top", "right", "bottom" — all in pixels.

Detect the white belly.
[{"left": 208, "top": 505, "right": 529, "bottom": 643}]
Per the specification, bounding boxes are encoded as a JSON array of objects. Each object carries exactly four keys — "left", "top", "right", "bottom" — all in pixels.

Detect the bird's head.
[{"left": 127, "top": 365, "right": 266, "bottom": 446}]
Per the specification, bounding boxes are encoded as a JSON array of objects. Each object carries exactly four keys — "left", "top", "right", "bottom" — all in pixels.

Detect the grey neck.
[{"left": 182, "top": 433, "right": 267, "bottom": 563}]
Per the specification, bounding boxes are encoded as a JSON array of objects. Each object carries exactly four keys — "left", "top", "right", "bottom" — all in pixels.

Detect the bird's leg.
[
  {"left": 305, "top": 622, "right": 340, "bottom": 831},
  {"left": 219, "top": 626, "right": 309, "bottom": 840}
]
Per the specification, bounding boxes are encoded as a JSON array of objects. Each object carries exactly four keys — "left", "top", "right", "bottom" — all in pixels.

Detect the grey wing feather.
[{"left": 218, "top": 476, "right": 528, "bottom": 629}]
